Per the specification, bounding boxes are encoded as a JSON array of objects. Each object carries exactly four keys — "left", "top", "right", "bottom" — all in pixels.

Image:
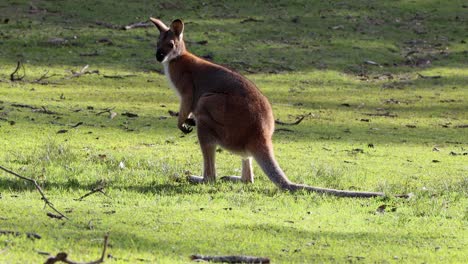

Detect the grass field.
[{"left": 0, "top": 0, "right": 467, "bottom": 263}]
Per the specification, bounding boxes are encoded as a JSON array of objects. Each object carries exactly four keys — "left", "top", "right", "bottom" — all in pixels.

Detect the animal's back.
[{"left": 182, "top": 54, "right": 275, "bottom": 155}]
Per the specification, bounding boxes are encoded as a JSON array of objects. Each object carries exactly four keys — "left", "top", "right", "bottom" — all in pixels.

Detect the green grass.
[{"left": 0, "top": 0, "right": 467, "bottom": 263}]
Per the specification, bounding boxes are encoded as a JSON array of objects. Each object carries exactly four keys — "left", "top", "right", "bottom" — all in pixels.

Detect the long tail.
[{"left": 253, "top": 150, "right": 385, "bottom": 198}]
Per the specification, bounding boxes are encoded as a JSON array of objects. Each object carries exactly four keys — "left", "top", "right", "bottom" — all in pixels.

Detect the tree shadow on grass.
[
  {"left": 0, "top": 1, "right": 466, "bottom": 74},
  {"left": 0, "top": 177, "right": 280, "bottom": 197},
  {"left": 53, "top": 223, "right": 439, "bottom": 262}
]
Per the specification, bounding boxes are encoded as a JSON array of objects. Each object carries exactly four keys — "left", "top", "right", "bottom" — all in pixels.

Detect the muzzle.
[{"left": 156, "top": 49, "right": 165, "bottom": 62}]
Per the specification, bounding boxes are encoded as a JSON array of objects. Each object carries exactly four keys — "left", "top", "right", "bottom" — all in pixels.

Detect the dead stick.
[
  {"left": 191, "top": 254, "right": 270, "bottom": 263},
  {"left": 0, "top": 230, "right": 41, "bottom": 240},
  {"left": 35, "top": 71, "right": 57, "bottom": 83},
  {"left": 417, "top": 73, "right": 441, "bottom": 79},
  {"left": 275, "top": 113, "right": 310, "bottom": 126},
  {"left": 96, "top": 107, "right": 115, "bottom": 115},
  {"left": 0, "top": 165, "right": 68, "bottom": 220},
  {"left": 74, "top": 187, "right": 109, "bottom": 201},
  {"left": 123, "top": 21, "right": 152, "bottom": 30},
  {"left": 275, "top": 128, "right": 294, "bottom": 133},
  {"left": 10, "top": 61, "right": 25, "bottom": 81},
  {"left": 44, "top": 234, "right": 109, "bottom": 264}
]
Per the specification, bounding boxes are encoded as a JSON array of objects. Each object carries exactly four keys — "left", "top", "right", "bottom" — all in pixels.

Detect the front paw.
[
  {"left": 178, "top": 123, "right": 193, "bottom": 134},
  {"left": 185, "top": 118, "right": 196, "bottom": 126}
]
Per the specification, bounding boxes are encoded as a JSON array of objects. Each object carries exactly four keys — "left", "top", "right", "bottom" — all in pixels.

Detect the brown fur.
[{"left": 150, "top": 18, "right": 388, "bottom": 198}]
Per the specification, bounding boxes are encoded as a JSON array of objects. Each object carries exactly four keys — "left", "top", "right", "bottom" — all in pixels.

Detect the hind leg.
[
  {"left": 187, "top": 109, "right": 218, "bottom": 183},
  {"left": 220, "top": 157, "right": 254, "bottom": 183},
  {"left": 188, "top": 142, "right": 216, "bottom": 183}
]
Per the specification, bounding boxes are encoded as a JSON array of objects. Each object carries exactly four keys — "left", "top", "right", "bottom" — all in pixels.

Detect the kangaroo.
[{"left": 150, "top": 18, "right": 386, "bottom": 198}]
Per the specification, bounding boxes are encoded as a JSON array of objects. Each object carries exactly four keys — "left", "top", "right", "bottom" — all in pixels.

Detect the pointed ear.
[
  {"left": 170, "top": 19, "right": 184, "bottom": 38},
  {"left": 149, "top": 17, "right": 169, "bottom": 32}
]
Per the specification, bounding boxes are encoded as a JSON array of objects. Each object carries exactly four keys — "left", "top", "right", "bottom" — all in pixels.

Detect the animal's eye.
[{"left": 168, "top": 42, "right": 174, "bottom": 49}]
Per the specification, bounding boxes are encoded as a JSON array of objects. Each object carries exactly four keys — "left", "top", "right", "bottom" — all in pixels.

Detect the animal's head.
[{"left": 150, "top": 18, "right": 185, "bottom": 63}]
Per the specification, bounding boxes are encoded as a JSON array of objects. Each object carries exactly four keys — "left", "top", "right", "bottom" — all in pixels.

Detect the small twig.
[
  {"left": 11, "top": 103, "right": 36, "bottom": 109},
  {"left": 103, "top": 74, "right": 137, "bottom": 79},
  {"left": 11, "top": 103, "right": 59, "bottom": 115},
  {"left": 0, "top": 230, "right": 41, "bottom": 240},
  {"left": 47, "top": 212, "right": 65, "bottom": 220},
  {"left": 35, "top": 71, "right": 57, "bottom": 83},
  {"left": 33, "top": 106, "right": 59, "bottom": 115},
  {"left": 44, "top": 234, "right": 109, "bottom": 264},
  {"left": 275, "top": 113, "right": 310, "bottom": 126},
  {"left": 70, "top": 122, "right": 84, "bottom": 128},
  {"left": 363, "top": 112, "right": 397, "bottom": 117},
  {"left": 190, "top": 254, "right": 270, "bottom": 263},
  {"left": 417, "top": 73, "right": 441, "bottom": 79},
  {"left": 123, "top": 21, "right": 152, "bottom": 30},
  {"left": 10, "top": 61, "right": 25, "bottom": 81},
  {"left": 240, "top": 17, "right": 264, "bottom": 23},
  {"left": 95, "top": 20, "right": 152, "bottom": 30},
  {"left": 74, "top": 186, "right": 109, "bottom": 201},
  {"left": 275, "top": 128, "right": 294, "bottom": 133},
  {"left": 96, "top": 107, "right": 115, "bottom": 116},
  {"left": 79, "top": 51, "right": 99, "bottom": 57},
  {"left": 68, "top": 65, "right": 100, "bottom": 79},
  {"left": 0, "top": 165, "right": 68, "bottom": 220}
]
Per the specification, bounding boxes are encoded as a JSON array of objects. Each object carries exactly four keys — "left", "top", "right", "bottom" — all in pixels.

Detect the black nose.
[{"left": 156, "top": 50, "right": 165, "bottom": 62}]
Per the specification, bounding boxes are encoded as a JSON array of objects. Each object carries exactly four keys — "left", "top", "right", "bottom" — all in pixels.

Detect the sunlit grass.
[{"left": 0, "top": 0, "right": 467, "bottom": 263}]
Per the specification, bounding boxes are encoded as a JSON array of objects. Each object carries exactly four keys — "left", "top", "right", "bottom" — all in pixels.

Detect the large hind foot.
[
  {"left": 220, "top": 176, "right": 243, "bottom": 182},
  {"left": 186, "top": 175, "right": 215, "bottom": 184},
  {"left": 187, "top": 175, "right": 204, "bottom": 184}
]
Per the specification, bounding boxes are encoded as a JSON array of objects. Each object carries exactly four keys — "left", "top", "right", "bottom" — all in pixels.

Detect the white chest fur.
[{"left": 162, "top": 61, "right": 180, "bottom": 98}]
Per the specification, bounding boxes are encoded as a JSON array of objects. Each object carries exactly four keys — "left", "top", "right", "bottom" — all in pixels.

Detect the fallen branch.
[
  {"left": 0, "top": 165, "right": 68, "bottom": 220},
  {"left": 70, "top": 122, "right": 84, "bottom": 128},
  {"left": 417, "top": 73, "right": 441, "bottom": 79},
  {"left": 95, "top": 20, "right": 152, "bottom": 30},
  {"left": 275, "top": 128, "right": 294, "bottom": 133},
  {"left": 33, "top": 106, "right": 59, "bottom": 115},
  {"left": 0, "top": 230, "right": 41, "bottom": 240},
  {"left": 74, "top": 186, "right": 110, "bottom": 201},
  {"left": 11, "top": 103, "right": 36, "bottom": 109},
  {"left": 123, "top": 21, "right": 152, "bottom": 30},
  {"left": 103, "top": 74, "right": 137, "bottom": 79},
  {"left": 35, "top": 71, "right": 57, "bottom": 84},
  {"left": 68, "top": 65, "right": 99, "bottom": 79},
  {"left": 10, "top": 103, "right": 59, "bottom": 115},
  {"left": 363, "top": 112, "right": 397, "bottom": 117},
  {"left": 191, "top": 254, "right": 270, "bottom": 263},
  {"left": 47, "top": 212, "right": 65, "bottom": 220},
  {"left": 79, "top": 51, "right": 99, "bottom": 57},
  {"left": 275, "top": 113, "right": 310, "bottom": 126},
  {"left": 240, "top": 17, "right": 264, "bottom": 23},
  {"left": 96, "top": 107, "right": 115, "bottom": 116},
  {"left": 10, "top": 61, "right": 25, "bottom": 81},
  {"left": 121, "top": 111, "right": 138, "bottom": 118},
  {"left": 45, "top": 234, "right": 109, "bottom": 264}
]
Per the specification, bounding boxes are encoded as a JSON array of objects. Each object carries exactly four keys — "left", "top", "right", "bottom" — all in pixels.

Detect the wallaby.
[{"left": 150, "top": 18, "right": 386, "bottom": 198}]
